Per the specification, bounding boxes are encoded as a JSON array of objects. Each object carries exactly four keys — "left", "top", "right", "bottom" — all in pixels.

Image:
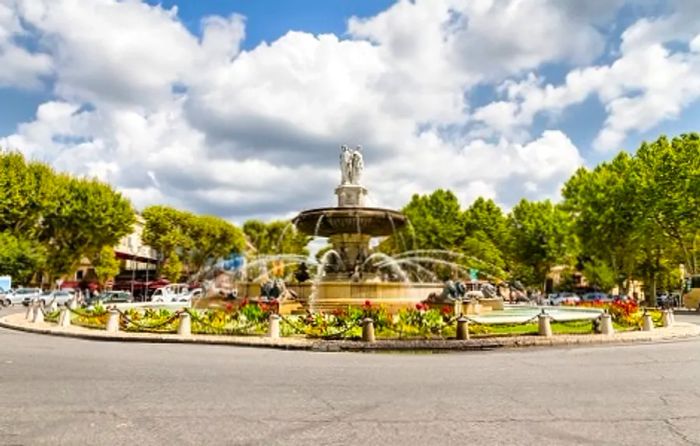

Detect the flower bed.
[{"left": 54, "top": 299, "right": 664, "bottom": 341}]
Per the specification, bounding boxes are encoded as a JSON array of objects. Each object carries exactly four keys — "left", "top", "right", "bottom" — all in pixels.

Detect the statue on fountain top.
[{"left": 339, "top": 144, "right": 364, "bottom": 185}]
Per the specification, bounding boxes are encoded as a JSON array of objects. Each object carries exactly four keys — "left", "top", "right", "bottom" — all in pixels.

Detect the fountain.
[{"left": 231, "top": 144, "right": 505, "bottom": 314}]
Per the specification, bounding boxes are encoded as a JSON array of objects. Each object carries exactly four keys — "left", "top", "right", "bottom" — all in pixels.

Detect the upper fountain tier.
[{"left": 292, "top": 145, "right": 407, "bottom": 238}]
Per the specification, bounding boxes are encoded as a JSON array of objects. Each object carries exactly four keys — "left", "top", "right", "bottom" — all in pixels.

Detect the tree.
[
  {"left": 161, "top": 251, "right": 183, "bottom": 282},
  {"left": 386, "top": 189, "right": 465, "bottom": 253},
  {"left": 582, "top": 259, "right": 616, "bottom": 292},
  {"left": 508, "top": 199, "right": 576, "bottom": 289},
  {"left": 0, "top": 232, "right": 45, "bottom": 284},
  {"left": 461, "top": 198, "right": 511, "bottom": 278},
  {"left": 143, "top": 205, "right": 248, "bottom": 279},
  {"left": 93, "top": 246, "right": 121, "bottom": 287},
  {"left": 185, "top": 215, "right": 246, "bottom": 275},
  {"left": 243, "top": 220, "right": 311, "bottom": 256},
  {"left": 562, "top": 153, "right": 641, "bottom": 291},
  {"left": 0, "top": 151, "right": 135, "bottom": 282},
  {"left": 634, "top": 133, "right": 700, "bottom": 275}
]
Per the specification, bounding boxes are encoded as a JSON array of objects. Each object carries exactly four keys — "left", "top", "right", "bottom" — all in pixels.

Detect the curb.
[{"left": 2, "top": 313, "right": 699, "bottom": 353}]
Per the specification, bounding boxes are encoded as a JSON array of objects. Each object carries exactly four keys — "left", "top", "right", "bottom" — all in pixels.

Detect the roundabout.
[{"left": 1, "top": 309, "right": 700, "bottom": 445}]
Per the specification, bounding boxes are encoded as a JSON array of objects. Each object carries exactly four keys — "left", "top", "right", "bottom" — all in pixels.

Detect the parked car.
[
  {"left": 151, "top": 284, "right": 194, "bottom": 303},
  {"left": 4, "top": 288, "right": 42, "bottom": 306},
  {"left": 581, "top": 292, "right": 612, "bottom": 303},
  {"left": 40, "top": 290, "right": 73, "bottom": 306},
  {"left": 89, "top": 291, "right": 133, "bottom": 305},
  {"left": 548, "top": 292, "right": 581, "bottom": 306}
]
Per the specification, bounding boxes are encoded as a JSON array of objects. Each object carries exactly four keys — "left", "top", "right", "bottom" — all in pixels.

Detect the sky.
[{"left": 1, "top": 0, "right": 699, "bottom": 222}]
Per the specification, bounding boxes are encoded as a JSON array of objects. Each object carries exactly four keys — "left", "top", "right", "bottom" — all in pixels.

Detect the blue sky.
[{"left": 1, "top": 0, "right": 699, "bottom": 220}]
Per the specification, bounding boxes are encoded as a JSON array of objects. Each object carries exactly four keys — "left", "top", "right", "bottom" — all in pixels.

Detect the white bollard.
[
  {"left": 48, "top": 299, "right": 58, "bottom": 312},
  {"left": 661, "top": 309, "right": 673, "bottom": 327},
  {"left": 25, "top": 301, "right": 35, "bottom": 320},
  {"left": 105, "top": 309, "right": 120, "bottom": 333},
  {"left": 178, "top": 312, "right": 191, "bottom": 336},
  {"left": 538, "top": 312, "right": 552, "bottom": 337},
  {"left": 642, "top": 312, "right": 654, "bottom": 332},
  {"left": 669, "top": 308, "right": 675, "bottom": 325},
  {"left": 32, "top": 305, "right": 44, "bottom": 324},
  {"left": 58, "top": 308, "right": 71, "bottom": 328},
  {"left": 267, "top": 314, "right": 280, "bottom": 339},
  {"left": 68, "top": 297, "right": 78, "bottom": 310},
  {"left": 600, "top": 313, "right": 614, "bottom": 335}
]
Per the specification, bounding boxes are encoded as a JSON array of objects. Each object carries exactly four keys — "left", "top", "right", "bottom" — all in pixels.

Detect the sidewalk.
[{"left": 1, "top": 312, "right": 698, "bottom": 352}]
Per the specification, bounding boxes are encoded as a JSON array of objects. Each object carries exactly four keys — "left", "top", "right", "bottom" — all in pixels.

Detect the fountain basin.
[{"left": 293, "top": 207, "right": 407, "bottom": 237}]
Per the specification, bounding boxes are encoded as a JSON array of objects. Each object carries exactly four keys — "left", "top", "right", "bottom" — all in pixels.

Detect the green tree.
[
  {"left": 634, "top": 133, "right": 700, "bottom": 275},
  {"left": 93, "top": 246, "right": 121, "bottom": 286},
  {"left": 243, "top": 219, "right": 310, "bottom": 256},
  {"left": 562, "top": 153, "right": 641, "bottom": 291},
  {"left": 185, "top": 215, "right": 246, "bottom": 275},
  {"left": 0, "top": 232, "right": 46, "bottom": 284},
  {"left": 508, "top": 199, "right": 576, "bottom": 289},
  {"left": 582, "top": 258, "right": 616, "bottom": 292},
  {"left": 461, "top": 198, "right": 511, "bottom": 278},
  {"left": 161, "top": 251, "right": 183, "bottom": 282},
  {"left": 0, "top": 151, "right": 134, "bottom": 282}
]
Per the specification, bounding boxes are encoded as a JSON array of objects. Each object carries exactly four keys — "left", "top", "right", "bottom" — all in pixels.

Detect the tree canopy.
[{"left": 0, "top": 151, "right": 135, "bottom": 284}]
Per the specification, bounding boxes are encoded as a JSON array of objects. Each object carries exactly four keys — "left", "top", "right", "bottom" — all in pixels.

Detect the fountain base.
[{"left": 233, "top": 281, "right": 504, "bottom": 315}]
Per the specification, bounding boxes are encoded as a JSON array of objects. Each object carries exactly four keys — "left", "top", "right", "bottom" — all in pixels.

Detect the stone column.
[
  {"left": 642, "top": 311, "right": 654, "bottom": 332},
  {"left": 59, "top": 308, "right": 71, "bottom": 328},
  {"left": 25, "top": 301, "right": 35, "bottom": 320},
  {"left": 32, "top": 304, "right": 44, "bottom": 324},
  {"left": 453, "top": 300, "right": 463, "bottom": 316},
  {"left": 456, "top": 316, "right": 469, "bottom": 340},
  {"left": 362, "top": 317, "right": 375, "bottom": 343},
  {"left": 661, "top": 309, "right": 673, "bottom": 327},
  {"left": 600, "top": 313, "right": 614, "bottom": 335},
  {"left": 538, "top": 312, "right": 552, "bottom": 337},
  {"left": 106, "top": 309, "right": 120, "bottom": 333},
  {"left": 178, "top": 312, "right": 191, "bottom": 336},
  {"left": 268, "top": 314, "right": 280, "bottom": 339}
]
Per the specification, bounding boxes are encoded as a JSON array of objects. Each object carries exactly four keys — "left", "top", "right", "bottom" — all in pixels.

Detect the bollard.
[
  {"left": 58, "top": 308, "right": 71, "bottom": 328},
  {"left": 32, "top": 305, "right": 44, "bottom": 324},
  {"left": 48, "top": 300, "right": 58, "bottom": 312},
  {"left": 25, "top": 301, "right": 35, "bottom": 320},
  {"left": 362, "top": 317, "right": 375, "bottom": 343},
  {"left": 68, "top": 297, "right": 78, "bottom": 310},
  {"left": 105, "top": 309, "right": 120, "bottom": 333},
  {"left": 642, "top": 310, "right": 654, "bottom": 332},
  {"left": 661, "top": 309, "right": 673, "bottom": 327},
  {"left": 456, "top": 316, "right": 469, "bottom": 340},
  {"left": 538, "top": 312, "right": 552, "bottom": 337},
  {"left": 178, "top": 312, "right": 191, "bottom": 336},
  {"left": 669, "top": 308, "right": 675, "bottom": 325},
  {"left": 267, "top": 313, "right": 280, "bottom": 339},
  {"left": 600, "top": 313, "right": 614, "bottom": 335}
]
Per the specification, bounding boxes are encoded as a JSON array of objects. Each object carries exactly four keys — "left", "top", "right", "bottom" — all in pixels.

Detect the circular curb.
[{"left": 1, "top": 313, "right": 699, "bottom": 352}]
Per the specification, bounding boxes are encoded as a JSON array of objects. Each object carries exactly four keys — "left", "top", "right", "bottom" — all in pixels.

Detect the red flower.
[
  {"left": 363, "top": 300, "right": 372, "bottom": 308},
  {"left": 441, "top": 305, "right": 451, "bottom": 315},
  {"left": 225, "top": 303, "right": 234, "bottom": 312}
]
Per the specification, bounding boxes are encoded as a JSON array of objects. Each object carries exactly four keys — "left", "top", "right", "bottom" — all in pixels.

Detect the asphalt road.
[{"left": 1, "top": 310, "right": 699, "bottom": 445}]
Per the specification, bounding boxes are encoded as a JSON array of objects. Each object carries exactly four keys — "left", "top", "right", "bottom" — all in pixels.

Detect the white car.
[
  {"left": 41, "top": 290, "right": 74, "bottom": 306},
  {"left": 3, "top": 288, "right": 41, "bottom": 306},
  {"left": 548, "top": 292, "right": 581, "bottom": 306}
]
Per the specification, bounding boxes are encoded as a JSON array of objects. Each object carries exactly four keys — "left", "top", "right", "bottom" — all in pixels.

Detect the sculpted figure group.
[{"left": 339, "top": 145, "right": 364, "bottom": 185}]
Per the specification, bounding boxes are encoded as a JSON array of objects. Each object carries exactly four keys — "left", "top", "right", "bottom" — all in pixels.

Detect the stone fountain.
[{"left": 234, "top": 145, "right": 504, "bottom": 314}]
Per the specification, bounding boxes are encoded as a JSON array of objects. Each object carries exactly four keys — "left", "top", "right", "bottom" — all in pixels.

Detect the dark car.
[
  {"left": 581, "top": 292, "right": 612, "bottom": 303},
  {"left": 89, "top": 291, "right": 133, "bottom": 304}
]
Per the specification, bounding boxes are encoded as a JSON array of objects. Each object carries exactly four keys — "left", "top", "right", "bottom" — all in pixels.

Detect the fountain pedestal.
[{"left": 335, "top": 184, "right": 368, "bottom": 207}]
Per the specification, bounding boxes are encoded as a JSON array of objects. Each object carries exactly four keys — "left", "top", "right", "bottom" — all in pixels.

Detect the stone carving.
[
  {"left": 340, "top": 145, "right": 352, "bottom": 184},
  {"left": 339, "top": 144, "right": 364, "bottom": 185}
]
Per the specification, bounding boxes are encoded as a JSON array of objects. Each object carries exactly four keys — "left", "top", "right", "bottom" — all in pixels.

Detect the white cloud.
[
  {"left": 8, "top": 0, "right": 695, "bottom": 225},
  {"left": 471, "top": 1, "right": 700, "bottom": 151}
]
